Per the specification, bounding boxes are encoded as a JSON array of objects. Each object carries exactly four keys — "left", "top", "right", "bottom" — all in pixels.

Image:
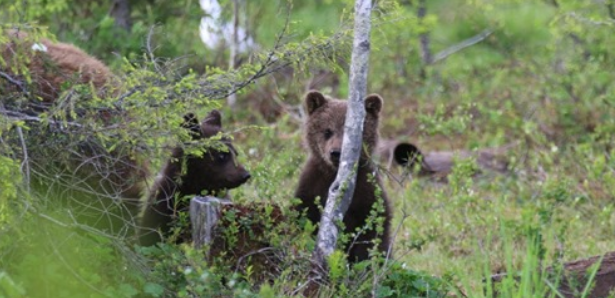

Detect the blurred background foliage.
[{"left": 1, "top": 0, "right": 615, "bottom": 297}]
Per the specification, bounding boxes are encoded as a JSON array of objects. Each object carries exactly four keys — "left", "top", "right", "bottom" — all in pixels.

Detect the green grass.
[{"left": 3, "top": 0, "right": 615, "bottom": 297}]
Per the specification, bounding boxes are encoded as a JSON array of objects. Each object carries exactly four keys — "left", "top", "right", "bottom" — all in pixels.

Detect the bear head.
[
  {"left": 177, "top": 110, "right": 251, "bottom": 195},
  {"left": 303, "top": 90, "right": 383, "bottom": 169}
]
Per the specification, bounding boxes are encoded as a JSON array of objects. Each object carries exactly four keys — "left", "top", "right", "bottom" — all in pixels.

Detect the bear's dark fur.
[
  {"left": 294, "top": 90, "right": 392, "bottom": 262},
  {"left": 138, "top": 110, "right": 251, "bottom": 246},
  {"left": 377, "top": 139, "right": 512, "bottom": 182}
]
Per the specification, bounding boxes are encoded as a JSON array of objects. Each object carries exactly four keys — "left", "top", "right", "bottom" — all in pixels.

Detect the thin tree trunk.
[
  {"left": 608, "top": 0, "right": 615, "bottom": 19},
  {"left": 418, "top": 0, "right": 431, "bottom": 79},
  {"left": 110, "top": 0, "right": 132, "bottom": 31},
  {"left": 312, "top": 0, "right": 373, "bottom": 268},
  {"left": 227, "top": 0, "right": 239, "bottom": 108}
]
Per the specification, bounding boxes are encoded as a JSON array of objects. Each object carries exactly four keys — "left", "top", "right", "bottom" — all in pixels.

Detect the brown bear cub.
[
  {"left": 295, "top": 90, "right": 392, "bottom": 262},
  {"left": 1, "top": 29, "right": 116, "bottom": 102},
  {"left": 2, "top": 30, "right": 147, "bottom": 234},
  {"left": 138, "top": 110, "right": 251, "bottom": 246},
  {"left": 1, "top": 30, "right": 145, "bottom": 199}
]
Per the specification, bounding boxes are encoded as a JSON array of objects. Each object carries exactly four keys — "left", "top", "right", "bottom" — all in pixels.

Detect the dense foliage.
[{"left": 1, "top": 0, "right": 614, "bottom": 297}]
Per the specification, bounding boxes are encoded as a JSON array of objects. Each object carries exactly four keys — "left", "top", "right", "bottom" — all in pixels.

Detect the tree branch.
[
  {"left": 0, "top": 71, "right": 29, "bottom": 96},
  {"left": 0, "top": 109, "right": 84, "bottom": 128},
  {"left": 564, "top": 12, "right": 615, "bottom": 26},
  {"left": 432, "top": 29, "right": 493, "bottom": 64},
  {"left": 16, "top": 126, "right": 30, "bottom": 191},
  {"left": 145, "top": 26, "right": 162, "bottom": 74}
]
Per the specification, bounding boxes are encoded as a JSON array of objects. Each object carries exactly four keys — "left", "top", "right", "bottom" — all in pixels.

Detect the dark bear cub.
[
  {"left": 138, "top": 110, "right": 251, "bottom": 246},
  {"left": 294, "top": 90, "right": 392, "bottom": 262}
]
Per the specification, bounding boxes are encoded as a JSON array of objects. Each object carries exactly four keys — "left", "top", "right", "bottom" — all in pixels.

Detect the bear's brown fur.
[
  {"left": 1, "top": 30, "right": 149, "bottom": 235},
  {"left": 138, "top": 110, "right": 251, "bottom": 246},
  {"left": 294, "top": 90, "right": 392, "bottom": 262},
  {"left": 1, "top": 30, "right": 115, "bottom": 102}
]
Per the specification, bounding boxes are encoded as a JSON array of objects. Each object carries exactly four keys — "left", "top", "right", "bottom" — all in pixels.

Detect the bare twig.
[
  {"left": 145, "top": 26, "right": 162, "bottom": 74},
  {"left": 432, "top": 29, "right": 493, "bottom": 64},
  {"left": 292, "top": 272, "right": 325, "bottom": 297},
  {"left": 37, "top": 213, "right": 70, "bottom": 228},
  {"left": 564, "top": 12, "right": 615, "bottom": 26},
  {"left": 16, "top": 126, "right": 30, "bottom": 191},
  {"left": 0, "top": 71, "right": 29, "bottom": 96},
  {"left": 36, "top": 210, "right": 122, "bottom": 241},
  {"left": 113, "top": 86, "right": 141, "bottom": 108},
  {"left": 0, "top": 109, "right": 84, "bottom": 128},
  {"left": 235, "top": 247, "right": 277, "bottom": 273},
  {"left": 105, "top": 2, "right": 349, "bottom": 110},
  {"left": 197, "top": 2, "right": 351, "bottom": 102},
  {"left": 370, "top": 207, "right": 409, "bottom": 295},
  {"left": 214, "top": 3, "right": 294, "bottom": 99}
]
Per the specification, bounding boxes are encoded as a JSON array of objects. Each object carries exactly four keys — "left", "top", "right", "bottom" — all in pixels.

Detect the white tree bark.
[
  {"left": 227, "top": 0, "right": 240, "bottom": 108},
  {"left": 312, "top": 0, "right": 373, "bottom": 266},
  {"left": 190, "top": 196, "right": 231, "bottom": 251}
]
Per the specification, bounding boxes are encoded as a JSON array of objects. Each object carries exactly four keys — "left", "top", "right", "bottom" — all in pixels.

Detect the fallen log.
[
  {"left": 377, "top": 140, "right": 513, "bottom": 180},
  {"left": 491, "top": 251, "right": 615, "bottom": 298}
]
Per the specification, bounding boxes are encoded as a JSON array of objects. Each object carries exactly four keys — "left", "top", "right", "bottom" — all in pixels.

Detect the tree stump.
[
  {"left": 189, "top": 196, "right": 232, "bottom": 250},
  {"left": 189, "top": 196, "right": 287, "bottom": 283}
]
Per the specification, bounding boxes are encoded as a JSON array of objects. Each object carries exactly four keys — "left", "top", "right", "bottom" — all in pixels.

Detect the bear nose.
[
  {"left": 241, "top": 172, "right": 251, "bottom": 183},
  {"left": 330, "top": 150, "right": 341, "bottom": 163}
]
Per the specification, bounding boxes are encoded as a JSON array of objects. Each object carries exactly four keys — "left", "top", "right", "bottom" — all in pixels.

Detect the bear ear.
[
  {"left": 200, "top": 109, "right": 223, "bottom": 137},
  {"left": 182, "top": 113, "right": 201, "bottom": 135},
  {"left": 364, "top": 94, "right": 383, "bottom": 116},
  {"left": 202, "top": 110, "right": 222, "bottom": 128},
  {"left": 305, "top": 90, "right": 328, "bottom": 115},
  {"left": 393, "top": 142, "right": 423, "bottom": 168}
]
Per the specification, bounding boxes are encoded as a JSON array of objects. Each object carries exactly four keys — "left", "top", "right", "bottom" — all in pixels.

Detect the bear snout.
[
  {"left": 222, "top": 169, "right": 250, "bottom": 189},
  {"left": 329, "top": 150, "right": 341, "bottom": 165},
  {"left": 240, "top": 171, "right": 251, "bottom": 183}
]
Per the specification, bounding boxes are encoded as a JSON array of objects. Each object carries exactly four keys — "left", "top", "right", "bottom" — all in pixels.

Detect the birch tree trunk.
[
  {"left": 312, "top": 0, "right": 373, "bottom": 268},
  {"left": 227, "top": 0, "right": 239, "bottom": 108}
]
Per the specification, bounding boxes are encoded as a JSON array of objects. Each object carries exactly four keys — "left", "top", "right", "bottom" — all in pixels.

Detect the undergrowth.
[{"left": 2, "top": 0, "right": 615, "bottom": 297}]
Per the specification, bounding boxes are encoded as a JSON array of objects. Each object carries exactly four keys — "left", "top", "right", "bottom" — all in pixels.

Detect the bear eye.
[
  {"left": 216, "top": 152, "right": 229, "bottom": 162},
  {"left": 324, "top": 129, "right": 333, "bottom": 140}
]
